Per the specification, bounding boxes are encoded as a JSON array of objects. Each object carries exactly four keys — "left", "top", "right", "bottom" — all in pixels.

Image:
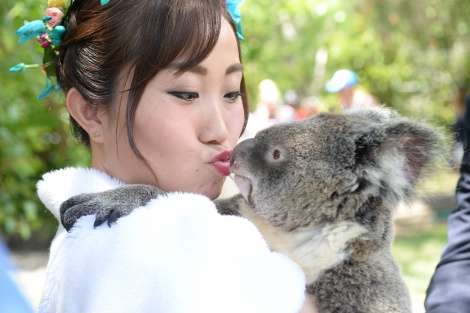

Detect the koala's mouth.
[{"left": 233, "top": 174, "right": 252, "bottom": 202}]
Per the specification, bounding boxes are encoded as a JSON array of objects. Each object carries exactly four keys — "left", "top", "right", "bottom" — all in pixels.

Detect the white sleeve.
[{"left": 38, "top": 192, "right": 306, "bottom": 313}]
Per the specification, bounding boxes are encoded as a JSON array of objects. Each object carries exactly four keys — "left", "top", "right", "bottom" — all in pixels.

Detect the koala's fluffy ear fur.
[
  {"left": 350, "top": 108, "right": 441, "bottom": 202},
  {"left": 382, "top": 120, "right": 439, "bottom": 184}
]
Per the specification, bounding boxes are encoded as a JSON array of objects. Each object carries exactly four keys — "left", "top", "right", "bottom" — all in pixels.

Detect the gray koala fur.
[
  {"left": 61, "top": 108, "right": 441, "bottom": 313},
  {"left": 215, "top": 108, "right": 440, "bottom": 313}
]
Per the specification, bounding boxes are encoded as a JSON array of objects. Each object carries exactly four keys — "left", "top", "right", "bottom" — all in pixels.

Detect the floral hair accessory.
[
  {"left": 10, "top": 0, "right": 239, "bottom": 100},
  {"left": 9, "top": 0, "right": 110, "bottom": 100},
  {"left": 226, "top": 0, "right": 244, "bottom": 40}
]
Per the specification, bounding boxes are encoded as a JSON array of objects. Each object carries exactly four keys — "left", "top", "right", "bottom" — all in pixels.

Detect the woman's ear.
[{"left": 66, "top": 88, "right": 105, "bottom": 144}]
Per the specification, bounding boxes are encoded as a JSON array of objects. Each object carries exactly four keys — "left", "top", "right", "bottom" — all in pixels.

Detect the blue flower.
[
  {"left": 38, "top": 78, "right": 60, "bottom": 100},
  {"left": 9, "top": 63, "right": 39, "bottom": 73},
  {"left": 226, "top": 0, "right": 244, "bottom": 40},
  {"left": 48, "top": 25, "right": 66, "bottom": 46},
  {"left": 16, "top": 20, "right": 46, "bottom": 44},
  {"left": 9, "top": 63, "right": 26, "bottom": 72}
]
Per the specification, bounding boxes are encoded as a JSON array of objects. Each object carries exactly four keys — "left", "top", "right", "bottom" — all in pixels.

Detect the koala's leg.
[
  {"left": 214, "top": 194, "right": 246, "bottom": 216},
  {"left": 309, "top": 257, "right": 411, "bottom": 313},
  {"left": 60, "top": 184, "right": 164, "bottom": 231}
]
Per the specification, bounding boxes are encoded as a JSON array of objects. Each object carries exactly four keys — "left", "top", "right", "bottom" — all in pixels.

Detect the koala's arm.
[
  {"left": 60, "top": 184, "right": 164, "bottom": 231},
  {"left": 60, "top": 185, "right": 247, "bottom": 231}
]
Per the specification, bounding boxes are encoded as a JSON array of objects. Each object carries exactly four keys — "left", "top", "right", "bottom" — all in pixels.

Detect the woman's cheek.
[{"left": 228, "top": 102, "right": 246, "bottom": 141}]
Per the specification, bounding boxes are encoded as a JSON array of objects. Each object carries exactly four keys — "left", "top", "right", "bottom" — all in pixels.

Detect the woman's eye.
[
  {"left": 168, "top": 91, "right": 199, "bottom": 102},
  {"left": 224, "top": 91, "right": 242, "bottom": 102}
]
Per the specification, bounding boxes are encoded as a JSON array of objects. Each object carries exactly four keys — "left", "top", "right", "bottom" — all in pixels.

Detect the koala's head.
[{"left": 231, "top": 108, "right": 440, "bottom": 231}]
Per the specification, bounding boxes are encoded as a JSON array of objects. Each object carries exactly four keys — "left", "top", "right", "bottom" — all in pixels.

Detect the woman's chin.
[
  {"left": 203, "top": 179, "right": 225, "bottom": 200},
  {"left": 205, "top": 186, "right": 223, "bottom": 200}
]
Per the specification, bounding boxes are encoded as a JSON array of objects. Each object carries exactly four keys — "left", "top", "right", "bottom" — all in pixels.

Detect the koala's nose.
[
  {"left": 231, "top": 138, "right": 255, "bottom": 169},
  {"left": 229, "top": 155, "right": 236, "bottom": 167}
]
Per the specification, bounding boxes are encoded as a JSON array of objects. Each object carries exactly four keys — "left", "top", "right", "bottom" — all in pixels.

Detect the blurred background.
[{"left": 1, "top": 0, "right": 469, "bottom": 312}]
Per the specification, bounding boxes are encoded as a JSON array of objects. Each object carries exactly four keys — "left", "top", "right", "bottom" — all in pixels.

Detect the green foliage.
[
  {"left": 241, "top": 0, "right": 470, "bottom": 126},
  {"left": 0, "top": 0, "right": 468, "bottom": 240},
  {"left": 393, "top": 221, "right": 448, "bottom": 309},
  {"left": 1, "top": 0, "right": 89, "bottom": 240}
]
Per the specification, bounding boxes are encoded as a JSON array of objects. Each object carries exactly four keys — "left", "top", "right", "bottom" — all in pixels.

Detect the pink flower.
[
  {"left": 37, "top": 33, "right": 51, "bottom": 48},
  {"left": 45, "top": 7, "right": 64, "bottom": 27}
]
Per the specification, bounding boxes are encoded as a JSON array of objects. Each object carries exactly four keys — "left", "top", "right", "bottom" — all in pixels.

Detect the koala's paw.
[
  {"left": 60, "top": 193, "right": 129, "bottom": 232},
  {"left": 59, "top": 185, "right": 162, "bottom": 232},
  {"left": 60, "top": 193, "right": 94, "bottom": 231}
]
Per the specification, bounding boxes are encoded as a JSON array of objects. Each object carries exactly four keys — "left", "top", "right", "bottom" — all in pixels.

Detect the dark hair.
[{"left": 57, "top": 0, "right": 249, "bottom": 159}]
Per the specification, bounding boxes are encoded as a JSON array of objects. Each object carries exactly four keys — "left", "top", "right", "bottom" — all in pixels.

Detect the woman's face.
[{"left": 95, "top": 18, "right": 245, "bottom": 199}]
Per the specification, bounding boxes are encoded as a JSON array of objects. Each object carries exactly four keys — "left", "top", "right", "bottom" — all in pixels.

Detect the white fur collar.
[
  {"left": 36, "top": 167, "right": 306, "bottom": 313},
  {"left": 37, "top": 167, "right": 125, "bottom": 220}
]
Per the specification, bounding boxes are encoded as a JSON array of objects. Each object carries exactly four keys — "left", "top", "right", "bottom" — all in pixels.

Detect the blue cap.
[{"left": 325, "top": 69, "right": 359, "bottom": 93}]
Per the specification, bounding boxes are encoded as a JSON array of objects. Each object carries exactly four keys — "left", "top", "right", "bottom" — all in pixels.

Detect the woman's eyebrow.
[
  {"left": 168, "top": 63, "right": 207, "bottom": 76},
  {"left": 226, "top": 63, "right": 243, "bottom": 75},
  {"left": 168, "top": 63, "right": 243, "bottom": 76}
]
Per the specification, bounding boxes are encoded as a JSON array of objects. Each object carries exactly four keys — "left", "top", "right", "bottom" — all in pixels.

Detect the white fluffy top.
[{"left": 36, "top": 167, "right": 306, "bottom": 313}]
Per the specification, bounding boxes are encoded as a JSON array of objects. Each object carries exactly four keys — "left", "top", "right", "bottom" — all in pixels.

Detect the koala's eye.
[{"left": 265, "top": 147, "right": 285, "bottom": 163}]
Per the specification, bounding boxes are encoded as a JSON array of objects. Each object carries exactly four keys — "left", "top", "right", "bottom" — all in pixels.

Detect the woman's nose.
[{"left": 199, "top": 99, "right": 229, "bottom": 145}]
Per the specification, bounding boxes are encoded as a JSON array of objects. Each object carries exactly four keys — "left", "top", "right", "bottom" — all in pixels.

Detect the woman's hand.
[
  {"left": 300, "top": 293, "right": 319, "bottom": 313},
  {"left": 60, "top": 184, "right": 164, "bottom": 231}
]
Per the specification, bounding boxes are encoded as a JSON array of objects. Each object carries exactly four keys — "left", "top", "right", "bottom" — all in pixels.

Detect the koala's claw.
[
  {"left": 93, "top": 208, "right": 123, "bottom": 228},
  {"left": 59, "top": 184, "right": 163, "bottom": 232},
  {"left": 59, "top": 192, "right": 124, "bottom": 232},
  {"left": 61, "top": 206, "right": 76, "bottom": 232},
  {"left": 60, "top": 194, "right": 97, "bottom": 232},
  {"left": 60, "top": 194, "right": 93, "bottom": 220}
]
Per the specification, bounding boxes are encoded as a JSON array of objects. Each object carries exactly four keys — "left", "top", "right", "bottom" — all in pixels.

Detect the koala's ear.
[
  {"left": 381, "top": 121, "right": 439, "bottom": 184},
  {"left": 354, "top": 129, "right": 382, "bottom": 166}
]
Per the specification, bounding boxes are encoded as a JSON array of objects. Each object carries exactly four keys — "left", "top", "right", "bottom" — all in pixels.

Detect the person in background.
[
  {"left": 243, "top": 79, "right": 294, "bottom": 138},
  {"left": 294, "top": 96, "right": 323, "bottom": 120},
  {"left": 425, "top": 93, "right": 470, "bottom": 312},
  {"left": 325, "top": 69, "right": 377, "bottom": 111},
  {"left": 284, "top": 89, "right": 301, "bottom": 117},
  {"left": 283, "top": 91, "right": 323, "bottom": 121},
  {"left": 449, "top": 84, "right": 469, "bottom": 168}
]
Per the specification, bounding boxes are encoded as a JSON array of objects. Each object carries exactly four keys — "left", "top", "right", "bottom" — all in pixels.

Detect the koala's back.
[{"left": 310, "top": 251, "right": 411, "bottom": 313}]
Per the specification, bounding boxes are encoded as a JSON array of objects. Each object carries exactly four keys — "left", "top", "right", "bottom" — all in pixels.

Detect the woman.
[{"left": 32, "top": 0, "right": 317, "bottom": 312}]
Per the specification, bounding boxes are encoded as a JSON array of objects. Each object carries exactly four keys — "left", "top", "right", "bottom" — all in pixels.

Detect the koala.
[{"left": 61, "top": 108, "right": 440, "bottom": 313}]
